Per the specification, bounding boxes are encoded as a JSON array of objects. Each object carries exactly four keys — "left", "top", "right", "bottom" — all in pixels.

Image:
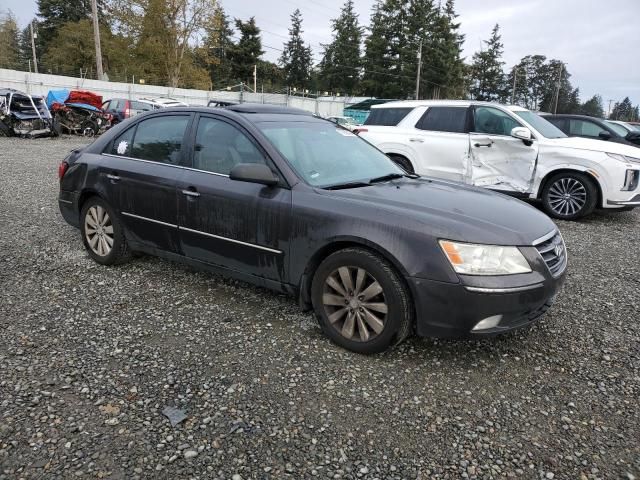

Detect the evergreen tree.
[
  {"left": 36, "top": 0, "right": 95, "bottom": 50},
  {"left": 469, "top": 24, "right": 505, "bottom": 101},
  {"left": 579, "top": 95, "right": 604, "bottom": 118},
  {"left": 361, "top": 0, "right": 393, "bottom": 97},
  {"left": 227, "top": 17, "right": 264, "bottom": 84},
  {"left": 199, "top": 5, "right": 235, "bottom": 89},
  {"left": 0, "top": 11, "right": 21, "bottom": 69},
  {"left": 610, "top": 97, "right": 635, "bottom": 121},
  {"left": 318, "top": 0, "right": 363, "bottom": 94},
  {"left": 279, "top": 9, "right": 313, "bottom": 89},
  {"left": 422, "top": 0, "right": 465, "bottom": 99}
]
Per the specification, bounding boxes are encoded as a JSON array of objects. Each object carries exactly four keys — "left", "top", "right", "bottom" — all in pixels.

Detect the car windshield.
[
  {"left": 513, "top": 110, "right": 567, "bottom": 138},
  {"left": 257, "top": 120, "right": 404, "bottom": 188},
  {"left": 605, "top": 121, "right": 631, "bottom": 136}
]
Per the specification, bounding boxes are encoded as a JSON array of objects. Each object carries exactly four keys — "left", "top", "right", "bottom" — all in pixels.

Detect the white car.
[
  {"left": 326, "top": 116, "right": 357, "bottom": 131},
  {"left": 137, "top": 97, "right": 188, "bottom": 109},
  {"left": 357, "top": 100, "right": 640, "bottom": 219}
]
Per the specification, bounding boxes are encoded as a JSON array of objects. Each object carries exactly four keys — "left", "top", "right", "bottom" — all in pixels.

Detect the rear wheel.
[
  {"left": 311, "top": 248, "right": 412, "bottom": 354},
  {"left": 541, "top": 172, "right": 597, "bottom": 220},
  {"left": 80, "top": 197, "right": 131, "bottom": 265},
  {"left": 388, "top": 154, "right": 415, "bottom": 174}
]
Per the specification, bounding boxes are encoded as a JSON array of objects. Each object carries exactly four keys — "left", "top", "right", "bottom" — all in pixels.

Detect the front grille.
[{"left": 534, "top": 231, "right": 567, "bottom": 277}]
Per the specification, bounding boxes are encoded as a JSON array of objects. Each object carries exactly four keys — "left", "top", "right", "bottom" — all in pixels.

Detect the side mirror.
[
  {"left": 625, "top": 131, "right": 640, "bottom": 142},
  {"left": 510, "top": 126, "right": 532, "bottom": 142},
  {"left": 598, "top": 131, "right": 612, "bottom": 140},
  {"left": 229, "top": 163, "right": 279, "bottom": 186}
]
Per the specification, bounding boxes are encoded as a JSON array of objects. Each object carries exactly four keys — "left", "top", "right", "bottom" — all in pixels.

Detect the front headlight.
[
  {"left": 439, "top": 240, "right": 532, "bottom": 275},
  {"left": 606, "top": 152, "right": 640, "bottom": 164}
]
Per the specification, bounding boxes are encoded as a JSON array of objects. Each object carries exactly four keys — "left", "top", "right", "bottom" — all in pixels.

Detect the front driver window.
[
  {"left": 194, "top": 117, "right": 266, "bottom": 175},
  {"left": 474, "top": 107, "right": 522, "bottom": 136},
  {"left": 570, "top": 120, "right": 604, "bottom": 137}
]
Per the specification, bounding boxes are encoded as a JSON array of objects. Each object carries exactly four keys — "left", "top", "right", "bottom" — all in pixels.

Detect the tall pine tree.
[
  {"left": 279, "top": 9, "right": 313, "bottom": 89},
  {"left": 580, "top": 95, "right": 604, "bottom": 118},
  {"left": 0, "top": 11, "right": 21, "bottom": 70},
  {"left": 469, "top": 24, "right": 506, "bottom": 101},
  {"left": 318, "top": 0, "right": 363, "bottom": 94},
  {"left": 227, "top": 17, "right": 264, "bottom": 84},
  {"left": 199, "top": 5, "right": 235, "bottom": 89}
]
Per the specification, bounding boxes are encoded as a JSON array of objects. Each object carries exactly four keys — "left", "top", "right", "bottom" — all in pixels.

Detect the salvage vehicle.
[
  {"left": 543, "top": 114, "right": 640, "bottom": 148},
  {"left": 47, "top": 90, "right": 113, "bottom": 136},
  {"left": 0, "top": 88, "right": 58, "bottom": 137},
  {"left": 357, "top": 100, "right": 640, "bottom": 219},
  {"left": 58, "top": 104, "right": 566, "bottom": 354}
]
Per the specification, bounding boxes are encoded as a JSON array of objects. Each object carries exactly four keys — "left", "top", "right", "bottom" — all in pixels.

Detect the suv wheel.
[
  {"left": 388, "top": 154, "right": 415, "bottom": 174},
  {"left": 311, "top": 248, "right": 412, "bottom": 354},
  {"left": 80, "top": 197, "right": 131, "bottom": 265},
  {"left": 541, "top": 172, "right": 597, "bottom": 220}
]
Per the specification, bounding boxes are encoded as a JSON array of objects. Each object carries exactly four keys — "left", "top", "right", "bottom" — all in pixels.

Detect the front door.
[
  {"left": 177, "top": 115, "right": 291, "bottom": 284},
  {"left": 102, "top": 113, "right": 191, "bottom": 252},
  {"left": 469, "top": 106, "right": 538, "bottom": 194}
]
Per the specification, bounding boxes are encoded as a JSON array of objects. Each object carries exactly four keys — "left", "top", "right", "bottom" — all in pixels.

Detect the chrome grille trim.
[{"left": 533, "top": 230, "right": 567, "bottom": 277}]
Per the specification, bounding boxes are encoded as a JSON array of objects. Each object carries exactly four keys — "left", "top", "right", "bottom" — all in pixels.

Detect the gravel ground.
[{"left": 0, "top": 136, "right": 639, "bottom": 480}]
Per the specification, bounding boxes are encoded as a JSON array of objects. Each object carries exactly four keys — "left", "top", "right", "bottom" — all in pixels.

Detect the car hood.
[
  {"left": 541, "top": 135, "right": 640, "bottom": 158},
  {"left": 318, "top": 178, "right": 557, "bottom": 246}
]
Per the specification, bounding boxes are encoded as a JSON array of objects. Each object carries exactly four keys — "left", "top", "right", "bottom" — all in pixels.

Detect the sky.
[{"left": 4, "top": 0, "right": 639, "bottom": 110}]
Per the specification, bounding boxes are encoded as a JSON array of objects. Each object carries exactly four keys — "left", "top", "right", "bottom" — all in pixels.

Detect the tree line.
[{"left": 0, "top": 0, "right": 637, "bottom": 120}]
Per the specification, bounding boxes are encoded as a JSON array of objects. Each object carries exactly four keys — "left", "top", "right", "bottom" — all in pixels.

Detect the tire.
[
  {"left": 388, "top": 154, "right": 415, "bottom": 174},
  {"left": 311, "top": 247, "right": 413, "bottom": 354},
  {"left": 80, "top": 196, "right": 131, "bottom": 265},
  {"left": 81, "top": 120, "right": 99, "bottom": 137},
  {"left": 541, "top": 172, "right": 597, "bottom": 220},
  {"left": 0, "top": 121, "right": 12, "bottom": 137}
]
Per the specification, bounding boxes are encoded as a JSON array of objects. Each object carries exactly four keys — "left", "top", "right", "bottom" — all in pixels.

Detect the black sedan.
[
  {"left": 543, "top": 114, "right": 640, "bottom": 148},
  {"left": 58, "top": 104, "right": 566, "bottom": 353}
]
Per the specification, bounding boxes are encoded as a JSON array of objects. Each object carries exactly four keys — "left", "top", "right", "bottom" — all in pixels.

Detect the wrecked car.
[
  {"left": 356, "top": 100, "right": 640, "bottom": 220},
  {"left": 47, "top": 89, "right": 113, "bottom": 136},
  {"left": 0, "top": 88, "right": 58, "bottom": 138}
]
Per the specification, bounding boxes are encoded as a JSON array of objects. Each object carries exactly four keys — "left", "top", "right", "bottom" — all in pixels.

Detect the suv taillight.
[
  {"left": 58, "top": 161, "right": 69, "bottom": 180},
  {"left": 124, "top": 100, "right": 131, "bottom": 118},
  {"left": 353, "top": 127, "right": 368, "bottom": 135}
]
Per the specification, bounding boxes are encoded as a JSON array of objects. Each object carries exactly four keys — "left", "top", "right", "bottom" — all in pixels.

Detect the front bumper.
[{"left": 408, "top": 265, "right": 565, "bottom": 339}]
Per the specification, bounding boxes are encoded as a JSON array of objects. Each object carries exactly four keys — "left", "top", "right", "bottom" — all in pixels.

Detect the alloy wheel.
[
  {"left": 84, "top": 205, "right": 114, "bottom": 257},
  {"left": 322, "top": 266, "right": 388, "bottom": 342},
  {"left": 547, "top": 177, "right": 587, "bottom": 216}
]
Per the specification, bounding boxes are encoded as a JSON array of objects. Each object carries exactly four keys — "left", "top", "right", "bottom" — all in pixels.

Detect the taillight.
[
  {"left": 353, "top": 127, "right": 368, "bottom": 135},
  {"left": 124, "top": 100, "right": 131, "bottom": 118},
  {"left": 58, "top": 161, "right": 69, "bottom": 180}
]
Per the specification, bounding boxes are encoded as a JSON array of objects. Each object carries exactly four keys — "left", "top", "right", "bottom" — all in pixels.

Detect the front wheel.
[
  {"left": 80, "top": 197, "right": 131, "bottom": 265},
  {"left": 541, "top": 172, "right": 597, "bottom": 220},
  {"left": 388, "top": 154, "right": 415, "bottom": 174},
  {"left": 311, "top": 248, "right": 413, "bottom": 354}
]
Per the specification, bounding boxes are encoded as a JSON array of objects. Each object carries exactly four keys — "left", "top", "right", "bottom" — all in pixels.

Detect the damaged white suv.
[{"left": 357, "top": 100, "right": 640, "bottom": 219}]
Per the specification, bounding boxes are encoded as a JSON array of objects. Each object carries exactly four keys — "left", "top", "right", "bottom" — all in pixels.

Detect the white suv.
[{"left": 357, "top": 100, "right": 640, "bottom": 219}]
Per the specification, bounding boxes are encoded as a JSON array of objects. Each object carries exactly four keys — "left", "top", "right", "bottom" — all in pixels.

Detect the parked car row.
[
  {"left": 58, "top": 103, "right": 571, "bottom": 354},
  {"left": 355, "top": 100, "right": 640, "bottom": 220}
]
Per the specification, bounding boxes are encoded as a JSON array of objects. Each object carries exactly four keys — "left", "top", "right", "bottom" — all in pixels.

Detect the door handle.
[
  {"left": 409, "top": 138, "right": 424, "bottom": 143},
  {"left": 182, "top": 189, "right": 200, "bottom": 198},
  {"left": 106, "top": 173, "right": 120, "bottom": 181},
  {"left": 474, "top": 140, "right": 493, "bottom": 147}
]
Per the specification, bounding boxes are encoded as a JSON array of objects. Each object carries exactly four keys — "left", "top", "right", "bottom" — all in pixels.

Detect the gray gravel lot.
[{"left": 0, "top": 136, "right": 639, "bottom": 480}]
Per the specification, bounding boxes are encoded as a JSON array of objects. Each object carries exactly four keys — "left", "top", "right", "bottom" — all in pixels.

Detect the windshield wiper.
[
  {"left": 323, "top": 181, "right": 372, "bottom": 190},
  {"left": 369, "top": 172, "right": 419, "bottom": 183}
]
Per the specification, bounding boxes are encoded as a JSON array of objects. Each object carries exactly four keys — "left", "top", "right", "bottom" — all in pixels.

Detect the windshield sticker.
[
  {"left": 336, "top": 129, "right": 356, "bottom": 137},
  {"left": 116, "top": 141, "right": 129, "bottom": 155}
]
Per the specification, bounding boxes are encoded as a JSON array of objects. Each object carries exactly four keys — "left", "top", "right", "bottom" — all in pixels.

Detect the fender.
[{"left": 531, "top": 163, "right": 605, "bottom": 201}]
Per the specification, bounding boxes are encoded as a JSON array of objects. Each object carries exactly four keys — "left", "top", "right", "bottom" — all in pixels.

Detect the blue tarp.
[{"left": 46, "top": 89, "right": 70, "bottom": 109}]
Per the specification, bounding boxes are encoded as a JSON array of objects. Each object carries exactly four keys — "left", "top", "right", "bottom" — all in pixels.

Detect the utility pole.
[
  {"left": 30, "top": 21, "right": 38, "bottom": 74},
  {"left": 415, "top": 40, "right": 423, "bottom": 100},
  {"left": 553, "top": 63, "right": 563, "bottom": 114},
  {"left": 510, "top": 68, "right": 519, "bottom": 104},
  {"left": 607, "top": 99, "right": 613, "bottom": 119},
  {"left": 253, "top": 64, "right": 257, "bottom": 94},
  {"left": 91, "top": 0, "right": 104, "bottom": 80}
]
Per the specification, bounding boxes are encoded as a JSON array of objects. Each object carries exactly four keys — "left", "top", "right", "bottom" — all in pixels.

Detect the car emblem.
[{"left": 554, "top": 244, "right": 563, "bottom": 257}]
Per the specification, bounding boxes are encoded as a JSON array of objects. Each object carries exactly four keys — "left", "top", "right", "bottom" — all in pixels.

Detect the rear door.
[
  {"left": 103, "top": 113, "right": 191, "bottom": 252},
  {"left": 408, "top": 106, "right": 471, "bottom": 182},
  {"left": 469, "top": 106, "right": 538, "bottom": 193},
  {"left": 177, "top": 114, "right": 292, "bottom": 283}
]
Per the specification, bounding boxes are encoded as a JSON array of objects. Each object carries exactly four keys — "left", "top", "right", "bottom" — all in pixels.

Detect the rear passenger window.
[
  {"left": 109, "top": 127, "right": 135, "bottom": 156},
  {"left": 130, "top": 116, "right": 189, "bottom": 164},
  {"left": 415, "top": 107, "right": 467, "bottom": 133},
  {"left": 364, "top": 108, "right": 413, "bottom": 126}
]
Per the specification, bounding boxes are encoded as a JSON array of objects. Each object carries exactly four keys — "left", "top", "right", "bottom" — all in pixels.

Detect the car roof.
[
  {"left": 225, "top": 103, "right": 312, "bottom": 116},
  {"left": 543, "top": 114, "right": 604, "bottom": 120},
  {"left": 371, "top": 99, "right": 528, "bottom": 111}
]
